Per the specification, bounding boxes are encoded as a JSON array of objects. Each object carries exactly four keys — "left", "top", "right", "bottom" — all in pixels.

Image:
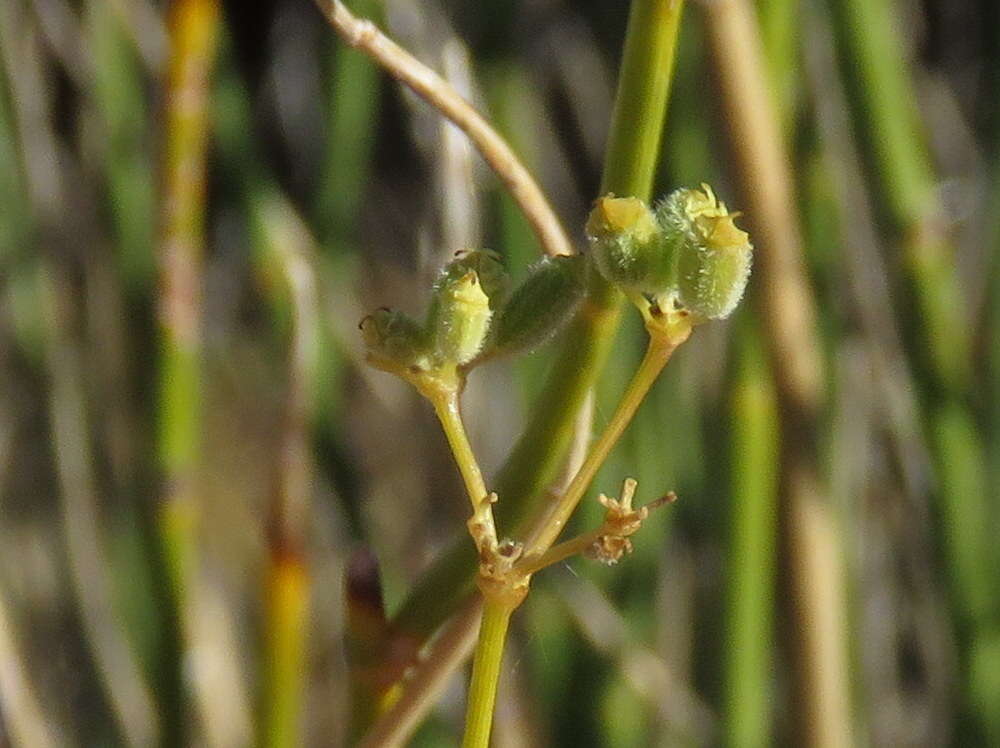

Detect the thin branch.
[
  {"left": 360, "top": 598, "right": 484, "bottom": 748},
  {"left": 256, "top": 195, "right": 320, "bottom": 748},
  {"left": 313, "top": 0, "right": 573, "bottom": 258},
  {"left": 517, "top": 488, "right": 675, "bottom": 577},
  {"left": 357, "top": 395, "right": 596, "bottom": 747},
  {"left": 521, "top": 317, "right": 690, "bottom": 558}
]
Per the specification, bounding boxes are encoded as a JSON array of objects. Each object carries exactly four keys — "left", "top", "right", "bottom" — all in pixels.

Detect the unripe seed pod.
[
  {"left": 440, "top": 249, "right": 511, "bottom": 310},
  {"left": 586, "top": 196, "right": 674, "bottom": 295},
  {"left": 426, "top": 270, "right": 493, "bottom": 365},
  {"left": 487, "top": 255, "right": 586, "bottom": 357},
  {"left": 360, "top": 308, "right": 430, "bottom": 369},
  {"left": 657, "top": 184, "right": 752, "bottom": 320}
]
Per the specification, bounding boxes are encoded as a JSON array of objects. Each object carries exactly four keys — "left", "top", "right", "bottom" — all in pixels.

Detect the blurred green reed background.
[{"left": 0, "top": 0, "right": 998, "bottom": 745}]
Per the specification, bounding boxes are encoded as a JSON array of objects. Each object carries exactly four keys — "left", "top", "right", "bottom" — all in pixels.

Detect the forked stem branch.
[{"left": 521, "top": 307, "right": 691, "bottom": 559}]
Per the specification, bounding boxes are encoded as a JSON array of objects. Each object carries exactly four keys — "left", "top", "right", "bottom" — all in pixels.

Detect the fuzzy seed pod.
[
  {"left": 586, "top": 196, "right": 674, "bottom": 296},
  {"left": 360, "top": 308, "right": 430, "bottom": 370},
  {"left": 426, "top": 270, "right": 493, "bottom": 365},
  {"left": 439, "top": 249, "right": 511, "bottom": 310},
  {"left": 486, "top": 255, "right": 586, "bottom": 357},
  {"left": 657, "top": 184, "right": 752, "bottom": 320}
]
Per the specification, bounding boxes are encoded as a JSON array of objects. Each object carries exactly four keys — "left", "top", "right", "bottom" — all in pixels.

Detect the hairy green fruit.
[
  {"left": 427, "top": 270, "right": 493, "bottom": 365},
  {"left": 440, "top": 249, "right": 511, "bottom": 311},
  {"left": 360, "top": 308, "right": 430, "bottom": 370},
  {"left": 657, "top": 184, "right": 752, "bottom": 320},
  {"left": 486, "top": 255, "right": 586, "bottom": 358},
  {"left": 586, "top": 196, "right": 674, "bottom": 296}
]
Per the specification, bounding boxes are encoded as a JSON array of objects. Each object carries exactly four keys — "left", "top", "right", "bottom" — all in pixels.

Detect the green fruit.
[
  {"left": 657, "top": 184, "right": 752, "bottom": 320},
  {"left": 586, "top": 196, "right": 675, "bottom": 296},
  {"left": 438, "top": 249, "right": 511, "bottom": 310},
  {"left": 426, "top": 270, "right": 493, "bottom": 365},
  {"left": 486, "top": 255, "right": 586, "bottom": 357},
  {"left": 360, "top": 308, "right": 430, "bottom": 369}
]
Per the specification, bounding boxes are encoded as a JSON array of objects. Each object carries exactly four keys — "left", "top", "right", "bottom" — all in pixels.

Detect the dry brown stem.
[
  {"left": 314, "top": 0, "right": 573, "bottom": 259},
  {"left": 359, "top": 598, "right": 484, "bottom": 748},
  {"left": 702, "top": 1, "right": 852, "bottom": 746}
]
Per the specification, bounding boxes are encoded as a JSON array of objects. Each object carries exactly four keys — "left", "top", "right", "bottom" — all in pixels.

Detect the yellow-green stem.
[
  {"left": 601, "top": 0, "right": 686, "bottom": 197},
  {"left": 261, "top": 556, "right": 309, "bottom": 748},
  {"left": 462, "top": 599, "right": 514, "bottom": 748},
  {"left": 515, "top": 530, "right": 604, "bottom": 578},
  {"left": 524, "top": 322, "right": 690, "bottom": 557},
  {"left": 156, "top": 1, "right": 221, "bottom": 739},
  {"left": 157, "top": 0, "right": 220, "bottom": 599},
  {"left": 430, "top": 389, "right": 497, "bottom": 542}
]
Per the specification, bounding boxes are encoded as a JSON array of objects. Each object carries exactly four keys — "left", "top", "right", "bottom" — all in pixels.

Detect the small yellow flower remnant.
[{"left": 586, "top": 478, "right": 677, "bottom": 565}]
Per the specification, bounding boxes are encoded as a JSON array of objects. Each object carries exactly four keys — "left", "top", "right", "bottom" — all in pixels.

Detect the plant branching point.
[{"left": 357, "top": 179, "right": 751, "bottom": 745}]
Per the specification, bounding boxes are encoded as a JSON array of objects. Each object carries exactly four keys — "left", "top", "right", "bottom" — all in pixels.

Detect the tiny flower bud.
[
  {"left": 586, "top": 196, "right": 675, "bottom": 296},
  {"left": 657, "top": 184, "right": 752, "bottom": 320},
  {"left": 486, "top": 255, "right": 586, "bottom": 358},
  {"left": 426, "top": 270, "right": 493, "bottom": 365},
  {"left": 360, "top": 308, "right": 430, "bottom": 370},
  {"left": 441, "top": 249, "right": 511, "bottom": 311}
]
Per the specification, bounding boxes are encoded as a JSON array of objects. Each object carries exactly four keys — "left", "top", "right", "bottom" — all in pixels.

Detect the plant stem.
[
  {"left": 0, "top": 8, "right": 159, "bottom": 743},
  {"left": 430, "top": 389, "right": 497, "bottom": 543},
  {"left": 523, "top": 320, "right": 690, "bottom": 558},
  {"left": 315, "top": 0, "right": 381, "bottom": 244},
  {"left": 458, "top": 314, "right": 687, "bottom": 748},
  {"left": 157, "top": 0, "right": 219, "bottom": 605},
  {"left": 703, "top": 2, "right": 851, "bottom": 745},
  {"left": 42, "top": 269, "right": 160, "bottom": 748},
  {"left": 358, "top": 599, "right": 484, "bottom": 748},
  {"left": 314, "top": 0, "right": 572, "bottom": 258},
  {"left": 86, "top": 0, "right": 156, "bottom": 292},
  {"left": 601, "top": 0, "right": 686, "bottom": 197},
  {"left": 261, "top": 555, "right": 309, "bottom": 748},
  {"left": 213, "top": 43, "right": 320, "bottom": 747},
  {"left": 832, "top": 0, "right": 968, "bottom": 388},
  {"left": 514, "top": 530, "right": 604, "bottom": 578},
  {"left": 723, "top": 328, "right": 779, "bottom": 748},
  {"left": 389, "top": 0, "right": 686, "bottom": 644},
  {"left": 257, "top": 198, "right": 319, "bottom": 748},
  {"left": 158, "top": 2, "right": 234, "bottom": 742},
  {"left": 362, "top": 1, "right": 689, "bottom": 742},
  {"left": 461, "top": 599, "right": 514, "bottom": 748}
]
